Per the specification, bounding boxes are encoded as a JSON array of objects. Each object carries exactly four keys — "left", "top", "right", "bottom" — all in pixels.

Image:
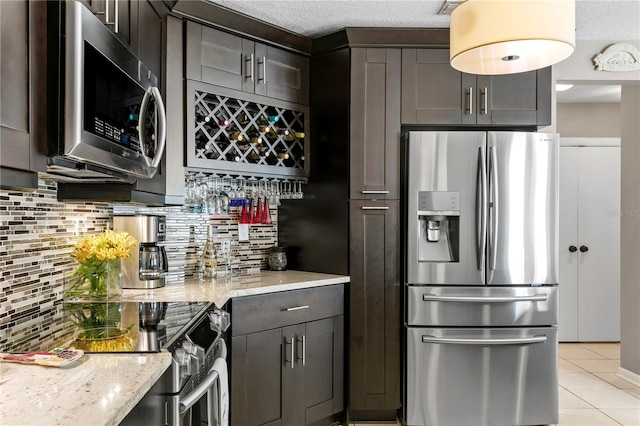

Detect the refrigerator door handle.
[
  {"left": 489, "top": 146, "right": 499, "bottom": 271},
  {"left": 421, "top": 335, "right": 547, "bottom": 345},
  {"left": 476, "top": 146, "right": 488, "bottom": 271},
  {"left": 422, "top": 293, "right": 549, "bottom": 303}
]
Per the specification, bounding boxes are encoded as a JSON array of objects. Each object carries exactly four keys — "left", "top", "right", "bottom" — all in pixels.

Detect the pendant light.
[{"left": 450, "top": 0, "right": 576, "bottom": 75}]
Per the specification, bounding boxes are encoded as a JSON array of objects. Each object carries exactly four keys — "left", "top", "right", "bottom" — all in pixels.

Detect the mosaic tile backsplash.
[{"left": 0, "top": 179, "right": 278, "bottom": 352}]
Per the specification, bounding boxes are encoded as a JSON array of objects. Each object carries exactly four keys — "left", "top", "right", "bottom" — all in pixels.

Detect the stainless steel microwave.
[{"left": 46, "top": 0, "right": 166, "bottom": 182}]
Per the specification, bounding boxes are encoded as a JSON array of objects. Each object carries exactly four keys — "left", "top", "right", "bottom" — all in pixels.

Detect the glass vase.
[{"left": 65, "top": 258, "right": 123, "bottom": 301}]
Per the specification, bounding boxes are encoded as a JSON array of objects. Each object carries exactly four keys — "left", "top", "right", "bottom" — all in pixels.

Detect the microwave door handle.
[{"left": 138, "top": 86, "right": 167, "bottom": 169}]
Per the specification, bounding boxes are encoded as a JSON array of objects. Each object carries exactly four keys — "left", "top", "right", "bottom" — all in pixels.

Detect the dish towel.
[{"left": 208, "top": 357, "right": 229, "bottom": 426}]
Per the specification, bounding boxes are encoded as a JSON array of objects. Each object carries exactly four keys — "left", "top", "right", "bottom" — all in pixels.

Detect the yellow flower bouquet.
[{"left": 65, "top": 230, "right": 137, "bottom": 300}]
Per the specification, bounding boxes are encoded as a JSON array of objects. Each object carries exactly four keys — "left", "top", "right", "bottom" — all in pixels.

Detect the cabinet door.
[
  {"left": 186, "top": 21, "right": 254, "bottom": 93},
  {"left": 0, "top": 0, "right": 46, "bottom": 175},
  {"left": 350, "top": 48, "right": 401, "bottom": 199},
  {"left": 87, "top": 0, "right": 132, "bottom": 49},
  {"left": 349, "top": 200, "right": 400, "bottom": 415},
  {"left": 559, "top": 146, "right": 621, "bottom": 342},
  {"left": 476, "top": 68, "right": 550, "bottom": 126},
  {"left": 132, "top": 0, "right": 164, "bottom": 80},
  {"left": 231, "top": 329, "right": 284, "bottom": 426},
  {"left": 576, "top": 146, "right": 621, "bottom": 341},
  {"left": 0, "top": 0, "right": 30, "bottom": 170},
  {"left": 300, "top": 316, "right": 344, "bottom": 424},
  {"left": 559, "top": 147, "right": 579, "bottom": 341},
  {"left": 282, "top": 324, "right": 305, "bottom": 426},
  {"left": 255, "top": 43, "right": 309, "bottom": 104},
  {"left": 401, "top": 49, "right": 476, "bottom": 125}
]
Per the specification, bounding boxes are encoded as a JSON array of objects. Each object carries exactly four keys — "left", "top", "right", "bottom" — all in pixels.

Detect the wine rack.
[{"left": 186, "top": 82, "right": 309, "bottom": 178}]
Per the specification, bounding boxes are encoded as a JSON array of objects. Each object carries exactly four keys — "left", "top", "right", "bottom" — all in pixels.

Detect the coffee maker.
[{"left": 113, "top": 214, "right": 168, "bottom": 289}]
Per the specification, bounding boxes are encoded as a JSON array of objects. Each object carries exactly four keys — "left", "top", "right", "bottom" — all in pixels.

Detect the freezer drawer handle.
[
  {"left": 361, "top": 190, "right": 390, "bottom": 194},
  {"left": 421, "top": 335, "right": 547, "bottom": 345},
  {"left": 361, "top": 206, "right": 389, "bottom": 210},
  {"left": 422, "top": 293, "right": 549, "bottom": 303}
]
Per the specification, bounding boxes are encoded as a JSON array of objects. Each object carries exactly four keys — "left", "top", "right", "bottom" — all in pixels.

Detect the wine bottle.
[
  {"left": 278, "top": 152, "right": 290, "bottom": 160},
  {"left": 201, "top": 224, "right": 218, "bottom": 278},
  {"left": 258, "top": 125, "right": 270, "bottom": 133},
  {"left": 218, "top": 117, "right": 230, "bottom": 127},
  {"left": 250, "top": 136, "right": 263, "bottom": 144},
  {"left": 294, "top": 132, "right": 306, "bottom": 139}
]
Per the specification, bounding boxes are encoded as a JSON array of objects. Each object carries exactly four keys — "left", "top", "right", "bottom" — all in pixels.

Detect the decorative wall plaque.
[{"left": 593, "top": 43, "right": 640, "bottom": 72}]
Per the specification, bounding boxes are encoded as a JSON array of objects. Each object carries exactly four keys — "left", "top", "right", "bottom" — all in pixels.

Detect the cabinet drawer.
[{"left": 231, "top": 284, "right": 344, "bottom": 336}]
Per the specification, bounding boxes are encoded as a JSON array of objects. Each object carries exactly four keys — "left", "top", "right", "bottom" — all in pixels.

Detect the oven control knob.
[
  {"left": 181, "top": 341, "right": 205, "bottom": 375},
  {"left": 174, "top": 347, "right": 191, "bottom": 379},
  {"left": 209, "top": 309, "right": 230, "bottom": 333}
]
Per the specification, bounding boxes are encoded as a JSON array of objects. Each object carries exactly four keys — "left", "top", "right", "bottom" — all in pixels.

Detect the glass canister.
[{"left": 268, "top": 247, "right": 287, "bottom": 271}]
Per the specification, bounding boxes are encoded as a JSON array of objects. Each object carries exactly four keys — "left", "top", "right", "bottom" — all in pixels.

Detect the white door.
[{"left": 559, "top": 145, "right": 620, "bottom": 342}]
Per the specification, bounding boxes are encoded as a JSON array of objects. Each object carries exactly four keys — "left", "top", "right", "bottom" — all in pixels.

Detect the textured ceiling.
[{"left": 208, "top": 0, "right": 640, "bottom": 40}]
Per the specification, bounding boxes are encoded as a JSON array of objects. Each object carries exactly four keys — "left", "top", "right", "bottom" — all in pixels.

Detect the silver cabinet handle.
[
  {"left": 422, "top": 293, "right": 549, "bottom": 303},
  {"left": 245, "top": 54, "right": 254, "bottom": 82},
  {"left": 296, "top": 335, "right": 306, "bottom": 366},
  {"left": 285, "top": 337, "right": 294, "bottom": 368},
  {"left": 467, "top": 87, "right": 473, "bottom": 115},
  {"left": 114, "top": 0, "right": 119, "bottom": 34},
  {"left": 482, "top": 87, "right": 488, "bottom": 115},
  {"left": 258, "top": 56, "right": 267, "bottom": 83},
  {"left": 361, "top": 190, "right": 390, "bottom": 194},
  {"left": 361, "top": 206, "right": 389, "bottom": 210},
  {"left": 104, "top": 0, "right": 112, "bottom": 24},
  {"left": 422, "top": 335, "right": 547, "bottom": 345},
  {"left": 283, "top": 305, "right": 309, "bottom": 312}
]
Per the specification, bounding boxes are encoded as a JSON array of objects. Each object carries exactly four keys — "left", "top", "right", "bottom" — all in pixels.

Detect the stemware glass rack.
[{"left": 186, "top": 82, "right": 309, "bottom": 178}]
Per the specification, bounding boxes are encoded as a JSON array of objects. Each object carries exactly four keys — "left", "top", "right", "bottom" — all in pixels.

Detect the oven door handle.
[
  {"left": 138, "top": 85, "right": 167, "bottom": 169},
  {"left": 179, "top": 369, "right": 219, "bottom": 415}
]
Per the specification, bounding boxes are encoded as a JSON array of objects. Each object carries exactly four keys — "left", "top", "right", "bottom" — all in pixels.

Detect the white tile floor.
[
  {"left": 557, "top": 342, "right": 639, "bottom": 426},
  {"left": 350, "top": 343, "right": 640, "bottom": 426}
]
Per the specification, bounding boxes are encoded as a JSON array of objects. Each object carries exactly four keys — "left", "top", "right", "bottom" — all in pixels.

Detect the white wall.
[{"left": 557, "top": 103, "right": 621, "bottom": 137}]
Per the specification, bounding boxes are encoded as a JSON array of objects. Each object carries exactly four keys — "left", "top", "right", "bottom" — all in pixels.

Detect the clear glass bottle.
[{"left": 201, "top": 224, "right": 218, "bottom": 278}]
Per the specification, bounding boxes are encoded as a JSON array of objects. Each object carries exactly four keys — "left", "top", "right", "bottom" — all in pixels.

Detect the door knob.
[
  {"left": 568, "top": 245, "right": 577, "bottom": 253},
  {"left": 579, "top": 245, "right": 589, "bottom": 253}
]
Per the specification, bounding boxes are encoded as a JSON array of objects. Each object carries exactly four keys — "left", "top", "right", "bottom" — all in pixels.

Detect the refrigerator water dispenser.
[{"left": 417, "top": 191, "right": 460, "bottom": 262}]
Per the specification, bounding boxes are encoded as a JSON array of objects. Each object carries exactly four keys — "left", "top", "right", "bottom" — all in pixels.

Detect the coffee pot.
[{"left": 114, "top": 215, "right": 168, "bottom": 289}]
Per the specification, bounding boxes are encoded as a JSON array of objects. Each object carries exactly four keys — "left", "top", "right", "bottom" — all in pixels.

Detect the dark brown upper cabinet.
[
  {"left": 83, "top": 0, "right": 165, "bottom": 79},
  {"left": 350, "top": 48, "right": 401, "bottom": 200},
  {"left": 85, "top": 0, "right": 132, "bottom": 51},
  {"left": 186, "top": 21, "right": 310, "bottom": 105},
  {"left": 402, "top": 48, "right": 551, "bottom": 126},
  {"left": 0, "top": 0, "right": 47, "bottom": 189}
]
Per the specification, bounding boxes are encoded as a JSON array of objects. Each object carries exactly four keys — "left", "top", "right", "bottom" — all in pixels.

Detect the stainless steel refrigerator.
[{"left": 403, "top": 131, "right": 559, "bottom": 426}]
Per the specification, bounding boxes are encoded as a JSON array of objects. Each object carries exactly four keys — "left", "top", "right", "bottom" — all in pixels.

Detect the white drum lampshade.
[{"left": 450, "top": 0, "right": 576, "bottom": 75}]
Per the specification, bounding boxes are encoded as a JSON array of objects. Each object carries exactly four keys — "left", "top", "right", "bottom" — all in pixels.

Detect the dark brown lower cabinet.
[
  {"left": 230, "top": 285, "right": 345, "bottom": 426},
  {"left": 348, "top": 200, "right": 400, "bottom": 421}
]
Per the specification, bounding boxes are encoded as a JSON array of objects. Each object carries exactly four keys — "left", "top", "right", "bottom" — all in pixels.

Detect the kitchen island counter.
[
  {"left": 0, "top": 351, "right": 172, "bottom": 426},
  {"left": 120, "top": 270, "right": 350, "bottom": 306}
]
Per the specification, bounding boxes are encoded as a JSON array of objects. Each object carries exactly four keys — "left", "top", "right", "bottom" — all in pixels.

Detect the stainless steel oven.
[
  {"left": 47, "top": 0, "right": 166, "bottom": 182},
  {"left": 65, "top": 301, "right": 230, "bottom": 426}
]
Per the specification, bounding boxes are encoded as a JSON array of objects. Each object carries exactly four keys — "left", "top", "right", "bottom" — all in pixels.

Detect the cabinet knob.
[
  {"left": 579, "top": 245, "right": 589, "bottom": 253},
  {"left": 569, "top": 245, "right": 577, "bottom": 253}
]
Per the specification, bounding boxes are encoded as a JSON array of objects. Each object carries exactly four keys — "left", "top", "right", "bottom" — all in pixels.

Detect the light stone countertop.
[
  {"left": 120, "top": 270, "right": 350, "bottom": 306},
  {"left": 0, "top": 270, "right": 349, "bottom": 426},
  {"left": 0, "top": 352, "right": 172, "bottom": 426}
]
